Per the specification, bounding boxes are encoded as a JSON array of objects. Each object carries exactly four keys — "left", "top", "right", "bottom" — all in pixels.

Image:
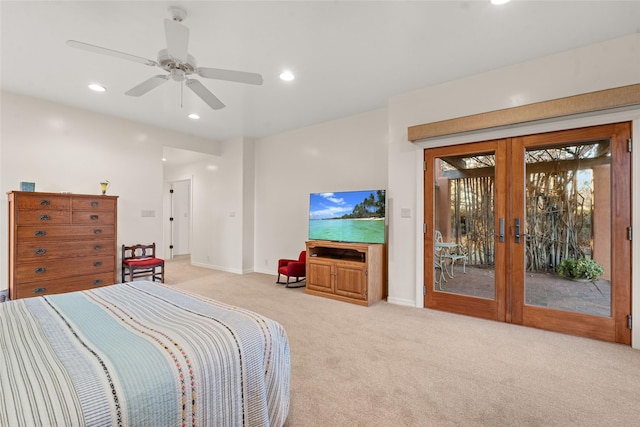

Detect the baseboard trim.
[
  {"left": 191, "top": 261, "right": 244, "bottom": 275},
  {"left": 387, "top": 296, "right": 415, "bottom": 307}
]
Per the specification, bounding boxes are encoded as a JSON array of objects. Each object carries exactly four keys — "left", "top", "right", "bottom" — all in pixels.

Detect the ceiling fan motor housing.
[{"left": 157, "top": 49, "right": 197, "bottom": 75}]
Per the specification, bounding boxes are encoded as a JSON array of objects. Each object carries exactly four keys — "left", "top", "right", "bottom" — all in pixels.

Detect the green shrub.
[{"left": 556, "top": 258, "right": 605, "bottom": 281}]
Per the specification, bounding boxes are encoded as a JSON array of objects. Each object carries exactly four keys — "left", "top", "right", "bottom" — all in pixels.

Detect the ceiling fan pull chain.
[{"left": 181, "top": 79, "right": 184, "bottom": 108}]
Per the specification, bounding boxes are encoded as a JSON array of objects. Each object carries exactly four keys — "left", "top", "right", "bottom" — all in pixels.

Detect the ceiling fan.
[{"left": 66, "top": 6, "right": 263, "bottom": 110}]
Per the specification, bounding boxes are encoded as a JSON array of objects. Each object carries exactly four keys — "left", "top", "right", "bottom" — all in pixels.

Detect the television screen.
[{"left": 309, "top": 189, "right": 386, "bottom": 244}]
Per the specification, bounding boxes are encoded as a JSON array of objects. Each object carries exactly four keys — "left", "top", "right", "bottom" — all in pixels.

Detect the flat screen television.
[{"left": 309, "top": 189, "right": 386, "bottom": 244}]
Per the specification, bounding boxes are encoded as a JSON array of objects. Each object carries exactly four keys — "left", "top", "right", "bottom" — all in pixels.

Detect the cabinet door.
[
  {"left": 334, "top": 262, "right": 366, "bottom": 300},
  {"left": 307, "top": 259, "right": 333, "bottom": 293}
]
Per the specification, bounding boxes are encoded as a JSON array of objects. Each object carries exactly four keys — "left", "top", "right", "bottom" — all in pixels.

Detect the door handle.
[
  {"left": 499, "top": 218, "right": 505, "bottom": 243},
  {"left": 515, "top": 218, "right": 521, "bottom": 243}
]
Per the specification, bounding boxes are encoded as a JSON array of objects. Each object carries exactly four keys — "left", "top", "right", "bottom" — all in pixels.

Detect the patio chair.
[{"left": 435, "top": 230, "right": 468, "bottom": 279}]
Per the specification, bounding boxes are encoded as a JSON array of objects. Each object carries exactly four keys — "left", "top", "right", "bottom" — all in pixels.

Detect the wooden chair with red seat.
[
  {"left": 121, "top": 243, "right": 165, "bottom": 283},
  {"left": 276, "top": 250, "right": 306, "bottom": 287}
]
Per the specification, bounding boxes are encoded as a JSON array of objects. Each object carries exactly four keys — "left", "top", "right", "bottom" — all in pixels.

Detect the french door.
[{"left": 424, "top": 123, "right": 631, "bottom": 344}]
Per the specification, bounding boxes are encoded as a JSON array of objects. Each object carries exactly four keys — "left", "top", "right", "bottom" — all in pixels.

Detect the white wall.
[
  {"left": 163, "top": 137, "right": 252, "bottom": 274},
  {"left": 242, "top": 138, "right": 256, "bottom": 273},
  {"left": 253, "top": 109, "right": 388, "bottom": 274},
  {"left": 0, "top": 92, "right": 220, "bottom": 288}
]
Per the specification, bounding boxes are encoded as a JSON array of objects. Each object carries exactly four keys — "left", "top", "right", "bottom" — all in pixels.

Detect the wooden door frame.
[
  {"left": 510, "top": 122, "right": 631, "bottom": 344},
  {"left": 424, "top": 139, "right": 507, "bottom": 322},
  {"left": 423, "top": 122, "right": 632, "bottom": 344}
]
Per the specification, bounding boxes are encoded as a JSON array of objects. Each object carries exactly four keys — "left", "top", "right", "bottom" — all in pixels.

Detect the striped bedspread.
[{"left": 0, "top": 281, "right": 290, "bottom": 426}]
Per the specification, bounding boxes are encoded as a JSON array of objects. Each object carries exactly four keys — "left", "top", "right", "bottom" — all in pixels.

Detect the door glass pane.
[
  {"left": 524, "top": 140, "right": 611, "bottom": 317},
  {"left": 433, "top": 153, "right": 495, "bottom": 299}
]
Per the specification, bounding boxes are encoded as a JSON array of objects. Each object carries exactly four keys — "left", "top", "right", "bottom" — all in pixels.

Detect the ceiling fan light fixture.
[
  {"left": 490, "top": 0, "right": 511, "bottom": 5},
  {"left": 88, "top": 83, "right": 106, "bottom": 92},
  {"left": 188, "top": 113, "right": 200, "bottom": 120},
  {"left": 279, "top": 70, "right": 295, "bottom": 81}
]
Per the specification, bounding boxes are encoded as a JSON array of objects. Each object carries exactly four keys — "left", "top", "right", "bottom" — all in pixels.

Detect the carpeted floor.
[{"left": 165, "top": 255, "right": 640, "bottom": 426}]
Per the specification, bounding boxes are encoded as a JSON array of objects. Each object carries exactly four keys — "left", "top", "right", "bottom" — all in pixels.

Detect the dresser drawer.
[
  {"left": 17, "top": 225, "right": 116, "bottom": 241},
  {"left": 12, "top": 273, "right": 115, "bottom": 299},
  {"left": 14, "top": 194, "right": 70, "bottom": 210},
  {"left": 72, "top": 197, "right": 116, "bottom": 211},
  {"left": 15, "top": 209, "right": 71, "bottom": 225},
  {"left": 16, "top": 239, "right": 115, "bottom": 261},
  {"left": 15, "top": 255, "right": 115, "bottom": 284},
  {"left": 72, "top": 211, "right": 115, "bottom": 225}
]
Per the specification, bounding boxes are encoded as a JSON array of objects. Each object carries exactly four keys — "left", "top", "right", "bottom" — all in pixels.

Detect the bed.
[{"left": 0, "top": 281, "right": 290, "bottom": 426}]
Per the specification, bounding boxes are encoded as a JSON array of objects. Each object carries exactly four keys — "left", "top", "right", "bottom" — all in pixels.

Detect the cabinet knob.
[
  {"left": 90, "top": 215, "right": 99, "bottom": 221},
  {"left": 34, "top": 287, "right": 46, "bottom": 294},
  {"left": 93, "top": 279, "right": 103, "bottom": 286},
  {"left": 34, "top": 248, "right": 47, "bottom": 255},
  {"left": 39, "top": 200, "right": 50, "bottom": 206},
  {"left": 34, "top": 267, "right": 46, "bottom": 274},
  {"left": 91, "top": 201, "right": 99, "bottom": 207},
  {"left": 39, "top": 214, "right": 51, "bottom": 221},
  {"left": 34, "top": 230, "right": 47, "bottom": 237},
  {"left": 93, "top": 261, "right": 102, "bottom": 267},
  {"left": 93, "top": 229, "right": 103, "bottom": 234},
  {"left": 94, "top": 245, "right": 102, "bottom": 251}
]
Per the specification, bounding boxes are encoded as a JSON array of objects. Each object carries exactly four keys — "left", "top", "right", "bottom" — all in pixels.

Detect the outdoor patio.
[{"left": 435, "top": 265, "right": 611, "bottom": 317}]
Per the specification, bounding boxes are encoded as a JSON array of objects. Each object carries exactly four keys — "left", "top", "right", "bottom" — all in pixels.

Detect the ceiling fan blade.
[
  {"left": 66, "top": 40, "right": 158, "bottom": 67},
  {"left": 197, "top": 67, "right": 264, "bottom": 85},
  {"left": 125, "top": 75, "right": 169, "bottom": 97},
  {"left": 164, "top": 18, "right": 189, "bottom": 63},
  {"left": 186, "top": 79, "right": 225, "bottom": 110}
]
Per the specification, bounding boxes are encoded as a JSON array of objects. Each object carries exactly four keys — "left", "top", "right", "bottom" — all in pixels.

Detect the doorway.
[
  {"left": 424, "top": 122, "right": 632, "bottom": 344},
  {"left": 169, "top": 179, "right": 191, "bottom": 258}
]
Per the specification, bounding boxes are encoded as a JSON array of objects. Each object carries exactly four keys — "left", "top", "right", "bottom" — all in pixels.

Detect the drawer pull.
[
  {"left": 35, "top": 230, "right": 47, "bottom": 237},
  {"left": 91, "top": 201, "right": 99, "bottom": 207},
  {"left": 93, "top": 279, "right": 103, "bottom": 286},
  {"left": 40, "top": 200, "right": 50, "bottom": 206},
  {"left": 93, "top": 229, "right": 103, "bottom": 234},
  {"left": 34, "top": 287, "right": 46, "bottom": 294},
  {"left": 94, "top": 245, "right": 102, "bottom": 251},
  {"left": 34, "top": 267, "right": 46, "bottom": 274},
  {"left": 34, "top": 248, "right": 47, "bottom": 255},
  {"left": 39, "top": 214, "right": 51, "bottom": 221},
  {"left": 93, "top": 261, "right": 102, "bottom": 267},
  {"left": 90, "top": 215, "right": 99, "bottom": 221}
]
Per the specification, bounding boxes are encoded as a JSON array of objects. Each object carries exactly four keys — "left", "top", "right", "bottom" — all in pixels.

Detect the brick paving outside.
[{"left": 435, "top": 265, "right": 611, "bottom": 317}]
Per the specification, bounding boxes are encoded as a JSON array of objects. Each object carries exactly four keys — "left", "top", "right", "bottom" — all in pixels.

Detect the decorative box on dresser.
[
  {"left": 305, "top": 240, "right": 386, "bottom": 306},
  {"left": 8, "top": 191, "right": 118, "bottom": 299}
]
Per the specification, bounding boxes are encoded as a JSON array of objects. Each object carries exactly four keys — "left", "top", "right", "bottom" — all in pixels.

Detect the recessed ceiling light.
[
  {"left": 279, "top": 70, "right": 295, "bottom": 81},
  {"left": 188, "top": 113, "right": 200, "bottom": 120},
  {"left": 162, "top": 158, "right": 167, "bottom": 162},
  {"left": 88, "top": 83, "right": 106, "bottom": 92},
  {"left": 490, "top": 0, "right": 511, "bottom": 5}
]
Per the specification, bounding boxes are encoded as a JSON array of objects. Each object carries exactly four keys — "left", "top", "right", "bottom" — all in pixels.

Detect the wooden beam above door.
[{"left": 408, "top": 83, "right": 640, "bottom": 142}]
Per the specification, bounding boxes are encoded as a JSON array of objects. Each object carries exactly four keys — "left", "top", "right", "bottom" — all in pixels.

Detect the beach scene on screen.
[{"left": 309, "top": 190, "right": 385, "bottom": 243}]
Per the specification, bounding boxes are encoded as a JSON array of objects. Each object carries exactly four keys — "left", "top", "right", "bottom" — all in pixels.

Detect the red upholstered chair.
[
  {"left": 277, "top": 250, "right": 306, "bottom": 287},
  {"left": 121, "top": 243, "right": 165, "bottom": 283}
]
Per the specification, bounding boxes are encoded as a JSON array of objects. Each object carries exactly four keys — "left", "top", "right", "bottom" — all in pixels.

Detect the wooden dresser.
[{"left": 8, "top": 191, "right": 118, "bottom": 299}]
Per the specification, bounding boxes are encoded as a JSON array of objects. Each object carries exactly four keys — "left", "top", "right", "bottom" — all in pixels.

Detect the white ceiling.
[{"left": 2, "top": 1, "right": 640, "bottom": 143}]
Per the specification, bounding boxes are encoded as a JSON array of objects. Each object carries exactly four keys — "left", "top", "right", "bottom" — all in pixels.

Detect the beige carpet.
[{"left": 165, "top": 256, "right": 640, "bottom": 426}]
